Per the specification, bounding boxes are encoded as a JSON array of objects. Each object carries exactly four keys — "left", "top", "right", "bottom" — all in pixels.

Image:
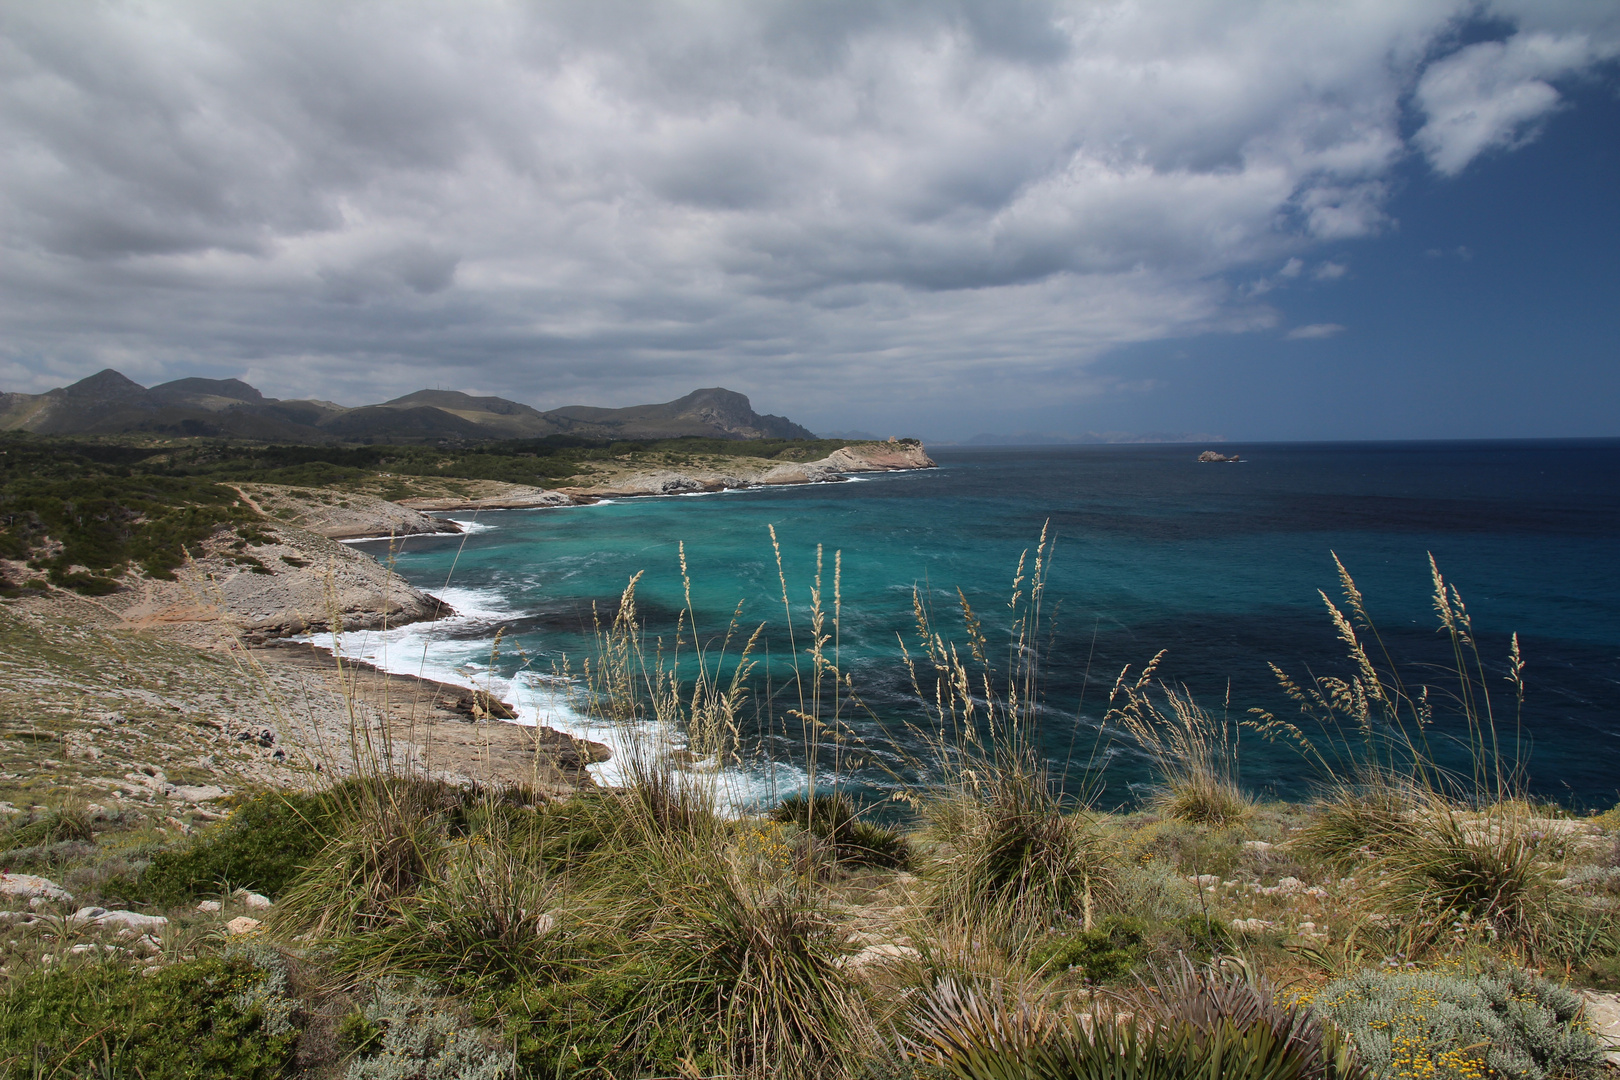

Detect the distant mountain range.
[{"left": 0, "top": 370, "right": 817, "bottom": 443}]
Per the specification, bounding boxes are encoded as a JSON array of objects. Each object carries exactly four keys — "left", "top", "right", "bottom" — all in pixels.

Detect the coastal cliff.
[{"left": 57, "top": 520, "right": 453, "bottom": 644}]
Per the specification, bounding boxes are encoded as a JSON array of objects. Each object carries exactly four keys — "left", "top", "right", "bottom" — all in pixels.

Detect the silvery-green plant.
[
  {"left": 344, "top": 980, "right": 516, "bottom": 1080},
  {"left": 1312, "top": 965, "right": 1605, "bottom": 1080}
]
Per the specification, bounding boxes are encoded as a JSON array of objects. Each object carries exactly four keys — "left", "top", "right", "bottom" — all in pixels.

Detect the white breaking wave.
[
  {"left": 302, "top": 586, "right": 651, "bottom": 788},
  {"left": 446, "top": 518, "right": 496, "bottom": 533},
  {"left": 300, "top": 583, "right": 867, "bottom": 806}
]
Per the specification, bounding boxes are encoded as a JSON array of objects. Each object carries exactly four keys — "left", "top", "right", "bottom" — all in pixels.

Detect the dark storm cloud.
[{"left": 0, "top": 0, "right": 1615, "bottom": 432}]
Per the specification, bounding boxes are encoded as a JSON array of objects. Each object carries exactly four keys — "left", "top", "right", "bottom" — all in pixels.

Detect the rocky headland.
[
  {"left": 397, "top": 439, "right": 937, "bottom": 509},
  {"left": 63, "top": 517, "right": 451, "bottom": 645},
  {"left": 230, "top": 484, "right": 463, "bottom": 540}
]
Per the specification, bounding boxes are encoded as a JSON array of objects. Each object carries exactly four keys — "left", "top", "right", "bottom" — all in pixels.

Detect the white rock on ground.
[
  {"left": 839, "top": 943, "right": 921, "bottom": 970},
  {"left": 71, "top": 907, "right": 169, "bottom": 933},
  {"left": 1230, "top": 918, "right": 1275, "bottom": 934},
  {"left": 0, "top": 873, "right": 73, "bottom": 905},
  {"left": 168, "top": 785, "right": 228, "bottom": 802},
  {"left": 233, "top": 890, "right": 272, "bottom": 910},
  {"left": 1581, "top": 992, "right": 1620, "bottom": 1067},
  {"left": 225, "top": 916, "right": 262, "bottom": 935}
]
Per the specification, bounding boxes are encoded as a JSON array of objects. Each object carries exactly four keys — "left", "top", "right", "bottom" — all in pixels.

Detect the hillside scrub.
[
  {"left": 4, "top": 431, "right": 870, "bottom": 492},
  {"left": 0, "top": 440, "right": 262, "bottom": 592},
  {"left": 5, "top": 779, "right": 1619, "bottom": 1077},
  {"left": 112, "top": 789, "right": 341, "bottom": 906},
  {"left": 0, "top": 952, "right": 297, "bottom": 1079}
]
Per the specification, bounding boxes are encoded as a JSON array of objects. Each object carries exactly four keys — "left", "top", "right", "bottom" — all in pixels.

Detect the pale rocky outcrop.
[
  {"left": 0, "top": 873, "right": 73, "bottom": 905},
  {"left": 233, "top": 484, "right": 460, "bottom": 540},
  {"left": 840, "top": 942, "right": 921, "bottom": 970},
  {"left": 391, "top": 441, "right": 936, "bottom": 509},
  {"left": 820, "top": 442, "right": 936, "bottom": 472},
  {"left": 398, "top": 487, "right": 574, "bottom": 512},
  {"left": 71, "top": 907, "right": 169, "bottom": 933},
  {"left": 113, "top": 523, "right": 450, "bottom": 642},
  {"left": 558, "top": 441, "right": 936, "bottom": 502},
  {"left": 1582, "top": 992, "right": 1620, "bottom": 1066}
]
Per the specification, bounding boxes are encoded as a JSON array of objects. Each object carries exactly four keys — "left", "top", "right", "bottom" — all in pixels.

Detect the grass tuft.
[
  {"left": 1107, "top": 675, "right": 1253, "bottom": 826},
  {"left": 772, "top": 792, "right": 912, "bottom": 869}
]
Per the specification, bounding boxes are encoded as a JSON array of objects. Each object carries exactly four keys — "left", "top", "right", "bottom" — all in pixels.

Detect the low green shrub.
[
  {"left": 1313, "top": 964, "right": 1607, "bottom": 1080},
  {"left": 1174, "top": 912, "right": 1235, "bottom": 958},
  {"left": 0, "top": 953, "right": 296, "bottom": 1079},
  {"left": 1029, "top": 916, "right": 1147, "bottom": 982},
  {"left": 499, "top": 959, "right": 723, "bottom": 1080},
  {"left": 1578, "top": 954, "right": 1620, "bottom": 992},
  {"left": 1121, "top": 817, "right": 1247, "bottom": 882},
  {"left": 1109, "top": 856, "right": 1199, "bottom": 922},
  {"left": 117, "top": 789, "right": 336, "bottom": 904}
]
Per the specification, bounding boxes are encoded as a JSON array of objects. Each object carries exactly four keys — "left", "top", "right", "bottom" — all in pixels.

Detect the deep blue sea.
[{"left": 325, "top": 441, "right": 1620, "bottom": 811}]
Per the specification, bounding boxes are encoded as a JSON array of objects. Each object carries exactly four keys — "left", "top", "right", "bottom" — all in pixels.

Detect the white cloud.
[
  {"left": 1313, "top": 261, "right": 1348, "bottom": 280},
  {"left": 1414, "top": 30, "right": 1616, "bottom": 175},
  {"left": 1287, "top": 323, "right": 1347, "bottom": 339},
  {"left": 0, "top": 1, "right": 1614, "bottom": 431}
]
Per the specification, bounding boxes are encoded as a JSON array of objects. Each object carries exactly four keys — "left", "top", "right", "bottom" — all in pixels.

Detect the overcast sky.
[{"left": 2, "top": 1, "right": 1616, "bottom": 441}]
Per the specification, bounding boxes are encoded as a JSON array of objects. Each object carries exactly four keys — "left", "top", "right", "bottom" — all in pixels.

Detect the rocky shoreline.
[
  {"left": 0, "top": 584, "right": 609, "bottom": 804},
  {"left": 0, "top": 440, "right": 935, "bottom": 803}
]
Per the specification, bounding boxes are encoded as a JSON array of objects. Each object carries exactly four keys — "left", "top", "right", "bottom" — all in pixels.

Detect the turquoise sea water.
[{"left": 326, "top": 440, "right": 1620, "bottom": 810}]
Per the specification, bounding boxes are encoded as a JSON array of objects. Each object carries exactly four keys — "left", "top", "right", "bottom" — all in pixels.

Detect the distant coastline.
[{"left": 394, "top": 440, "right": 936, "bottom": 511}]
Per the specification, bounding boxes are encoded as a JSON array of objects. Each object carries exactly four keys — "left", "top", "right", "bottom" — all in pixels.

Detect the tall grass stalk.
[
  {"left": 1243, "top": 554, "right": 1605, "bottom": 960},
  {"left": 898, "top": 525, "right": 1113, "bottom": 930},
  {"left": 576, "top": 545, "right": 763, "bottom": 834},
  {"left": 1246, "top": 553, "right": 1526, "bottom": 806},
  {"left": 1105, "top": 667, "right": 1252, "bottom": 826}
]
